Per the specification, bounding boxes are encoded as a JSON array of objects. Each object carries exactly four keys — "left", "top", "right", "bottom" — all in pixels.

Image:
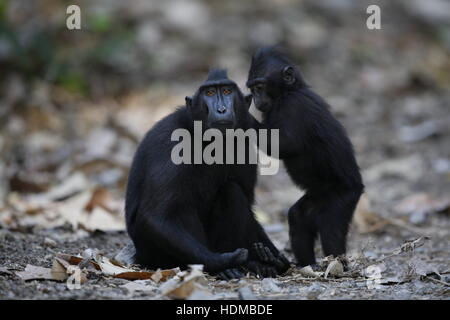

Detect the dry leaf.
[
  {"left": 16, "top": 265, "right": 56, "bottom": 281},
  {"left": 9, "top": 172, "right": 49, "bottom": 194},
  {"left": 161, "top": 278, "right": 198, "bottom": 299},
  {"left": 51, "top": 258, "right": 70, "bottom": 281},
  {"left": 298, "top": 266, "right": 321, "bottom": 278},
  {"left": 364, "top": 156, "right": 424, "bottom": 182},
  {"left": 94, "top": 255, "right": 135, "bottom": 276},
  {"left": 394, "top": 193, "right": 450, "bottom": 215},
  {"left": 0, "top": 267, "right": 13, "bottom": 275},
  {"left": 93, "top": 254, "right": 165, "bottom": 280},
  {"left": 379, "top": 276, "right": 405, "bottom": 285},
  {"left": 51, "top": 257, "right": 88, "bottom": 285},
  {"left": 150, "top": 268, "right": 180, "bottom": 283},
  {"left": 408, "top": 256, "right": 440, "bottom": 277},
  {"left": 5, "top": 181, "right": 125, "bottom": 232},
  {"left": 7, "top": 192, "right": 48, "bottom": 216},
  {"left": 56, "top": 251, "right": 178, "bottom": 282},
  {"left": 56, "top": 191, "right": 125, "bottom": 231},
  {"left": 121, "top": 280, "right": 156, "bottom": 294},
  {"left": 115, "top": 271, "right": 155, "bottom": 280},
  {"left": 45, "top": 173, "right": 89, "bottom": 200},
  {"left": 238, "top": 286, "right": 257, "bottom": 300},
  {"left": 114, "top": 264, "right": 179, "bottom": 281},
  {"left": 160, "top": 265, "right": 209, "bottom": 299},
  {"left": 80, "top": 207, "right": 125, "bottom": 231},
  {"left": 84, "top": 187, "right": 121, "bottom": 214},
  {"left": 324, "top": 259, "right": 344, "bottom": 278},
  {"left": 353, "top": 194, "right": 387, "bottom": 233},
  {"left": 56, "top": 253, "right": 101, "bottom": 269},
  {"left": 261, "top": 278, "right": 281, "bottom": 292},
  {"left": 186, "top": 289, "right": 215, "bottom": 300}
]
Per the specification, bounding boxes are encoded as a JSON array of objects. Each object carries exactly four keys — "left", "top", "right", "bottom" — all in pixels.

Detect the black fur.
[
  {"left": 125, "top": 69, "right": 289, "bottom": 279},
  {"left": 247, "top": 47, "right": 364, "bottom": 267}
]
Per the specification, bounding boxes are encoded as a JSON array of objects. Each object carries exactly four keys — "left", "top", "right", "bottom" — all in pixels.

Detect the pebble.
[
  {"left": 261, "top": 278, "right": 281, "bottom": 293},
  {"left": 238, "top": 286, "right": 257, "bottom": 300},
  {"left": 43, "top": 237, "right": 57, "bottom": 247}
]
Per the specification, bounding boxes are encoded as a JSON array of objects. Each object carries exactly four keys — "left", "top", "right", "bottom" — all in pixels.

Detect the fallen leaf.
[
  {"left": 394, "top": 193, "right": 450, "bottom": 215},
  {"left": 56, "top": 192, "right": 125, "bottom": 231},
  {"left": 353, "top": 194, "right": 387, "bottom": 233},
  {"left": 379, "top": 276, "right": 405, "bottom": 285},
  {"left": 121, "top": 280, "right": 156, "bottom": 294},
  {"left": 0, "top": 267, "right": 13, "bottom": 275},
  {"left": 6, "top": 176, "right": 125, "bottom": 232},
  {"left": 79, "top": 206, "right": 125, "bottom": 231},
  {"left": 16, "top": 265, "right": 56, "bottom": 281},
  {"left": 398, "top": 120, "right": 440, "bottom": 143},
  {"left": 115, "top": 271, "right": 154, "bottom": 280},
  {"left": 9, "top": 172, "right": 49, "bottom": 194},
  {"left": 298, "top": 266, "right": 321, "bottom": 278},
  {"left": 84, "top": 187, "right": 121, "bottom": 214},
  {"left": 408, "top": 256, "right": 440, "bottom": 277},
  {"left": 51, "top": 257, "right": 88, "bottom": 286},
  {"left": 150, "top": 268, "right": 180, "bottom": 283},
  {"left": 45, "top": 173, "right": 89, "bottom": 201},
  {"left": 261, "top": 278, "right": 281, "bottom": 292},
  {"left": 187, "top": 289, "right": 215, "bottom": 300},
  {"left": 364, "top": 156, "right": 424, "bottom": 182},
  {"left": 51, "top": 258, "right": 70, "bottom": 281},
  {"left": 160, "top": 265, "right": 210, "bottom": 299},
  {"left": 56, "top": 251, "right": 179, "bottom": 282},
  {"left": 57, "top": 253, "right": 100, "bottom": 269},
  {"left": 94, "top": 255, "right": 135, "bottom": 276},
  {"left": 7, "top": 192, "right": 48, "bottom": 216},
  {"left": 238, "top": 286, "right": 257, "bottom": 300},
  {"left": 324, "top": 259, "right": 344, "bottom": 278}
]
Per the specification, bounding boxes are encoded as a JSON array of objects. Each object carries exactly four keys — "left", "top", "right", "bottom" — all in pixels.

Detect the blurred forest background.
[{"left": 0, "top": 0, "right": 449, "bottom": 299}]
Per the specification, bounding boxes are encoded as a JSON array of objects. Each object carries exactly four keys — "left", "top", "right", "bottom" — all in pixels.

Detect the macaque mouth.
[
  {"left": 213, "top": 120, "right": 233, "bottom": 126},
  {"left": 256, "top": 103, "right": 270, "bottom": 112}
]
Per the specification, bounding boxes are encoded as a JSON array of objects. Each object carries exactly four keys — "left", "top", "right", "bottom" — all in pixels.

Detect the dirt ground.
[
  {"left": 0, "top": 188, "right": 449, "bottom": 300},
  {"left": 0, "top": 0, "right": 449, "bottom": 300}
]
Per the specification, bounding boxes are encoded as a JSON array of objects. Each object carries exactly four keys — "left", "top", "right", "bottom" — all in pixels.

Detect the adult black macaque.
[
  {"left": 125, "top": 69, "right": 289, "bottom": 279},
  {"left": 246, "top": 47, "right": 364, "bottom": 267}
]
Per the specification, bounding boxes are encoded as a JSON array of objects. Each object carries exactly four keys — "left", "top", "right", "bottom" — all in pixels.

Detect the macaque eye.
[
  {"left": 223, "top": 88, "right": 232, "bottom": 95},
  {"left": 252, "top": 84, "right": 263, "bottom": 92},
  {"left": 206, "top": 89, "right": 216, "bottom": 96}
]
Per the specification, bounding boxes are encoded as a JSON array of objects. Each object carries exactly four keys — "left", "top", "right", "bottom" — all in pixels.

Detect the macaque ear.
[
  {"left": 185, "top": 96, "right": 193, "bottom": 108},
  {"left": 244, "top": 94, "right": 253, "bottom": 109},
  {"left": 282, "top": 66, "right": 295, "bottom": 85}
]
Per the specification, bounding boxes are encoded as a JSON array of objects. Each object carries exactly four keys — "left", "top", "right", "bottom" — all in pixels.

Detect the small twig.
[
  {"left": 279, "top": 276, "right": 368, "bottom": 284},
  {"left": 425, "top": 276, "right": 450, "bottom": 287},
  {"left": 385, "top": 217, "right": 447, "bottom": 237},
  {"left": 344, "top": 237, "right": 431, "bottom": 278},
  {"left": 383, "top": 217, "right": 424, "bottom": 234}
]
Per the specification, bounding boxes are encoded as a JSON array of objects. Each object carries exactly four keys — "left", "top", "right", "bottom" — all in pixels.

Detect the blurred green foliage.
[{"left": 0, "top": 0, "right": 149, "bottom": 97}]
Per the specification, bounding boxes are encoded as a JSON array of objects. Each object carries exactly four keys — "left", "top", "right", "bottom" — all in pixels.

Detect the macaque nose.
[{"left": 217, "top": 105, "right": 226, "bottom": 114}]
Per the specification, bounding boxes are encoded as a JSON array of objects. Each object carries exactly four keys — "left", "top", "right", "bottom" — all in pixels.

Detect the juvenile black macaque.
[
  {"left": 125, "top": 69, "right": 289, "bottom": 279},
  {"left": 247, "top": 47, "right": 364, "bottom": 267}
]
